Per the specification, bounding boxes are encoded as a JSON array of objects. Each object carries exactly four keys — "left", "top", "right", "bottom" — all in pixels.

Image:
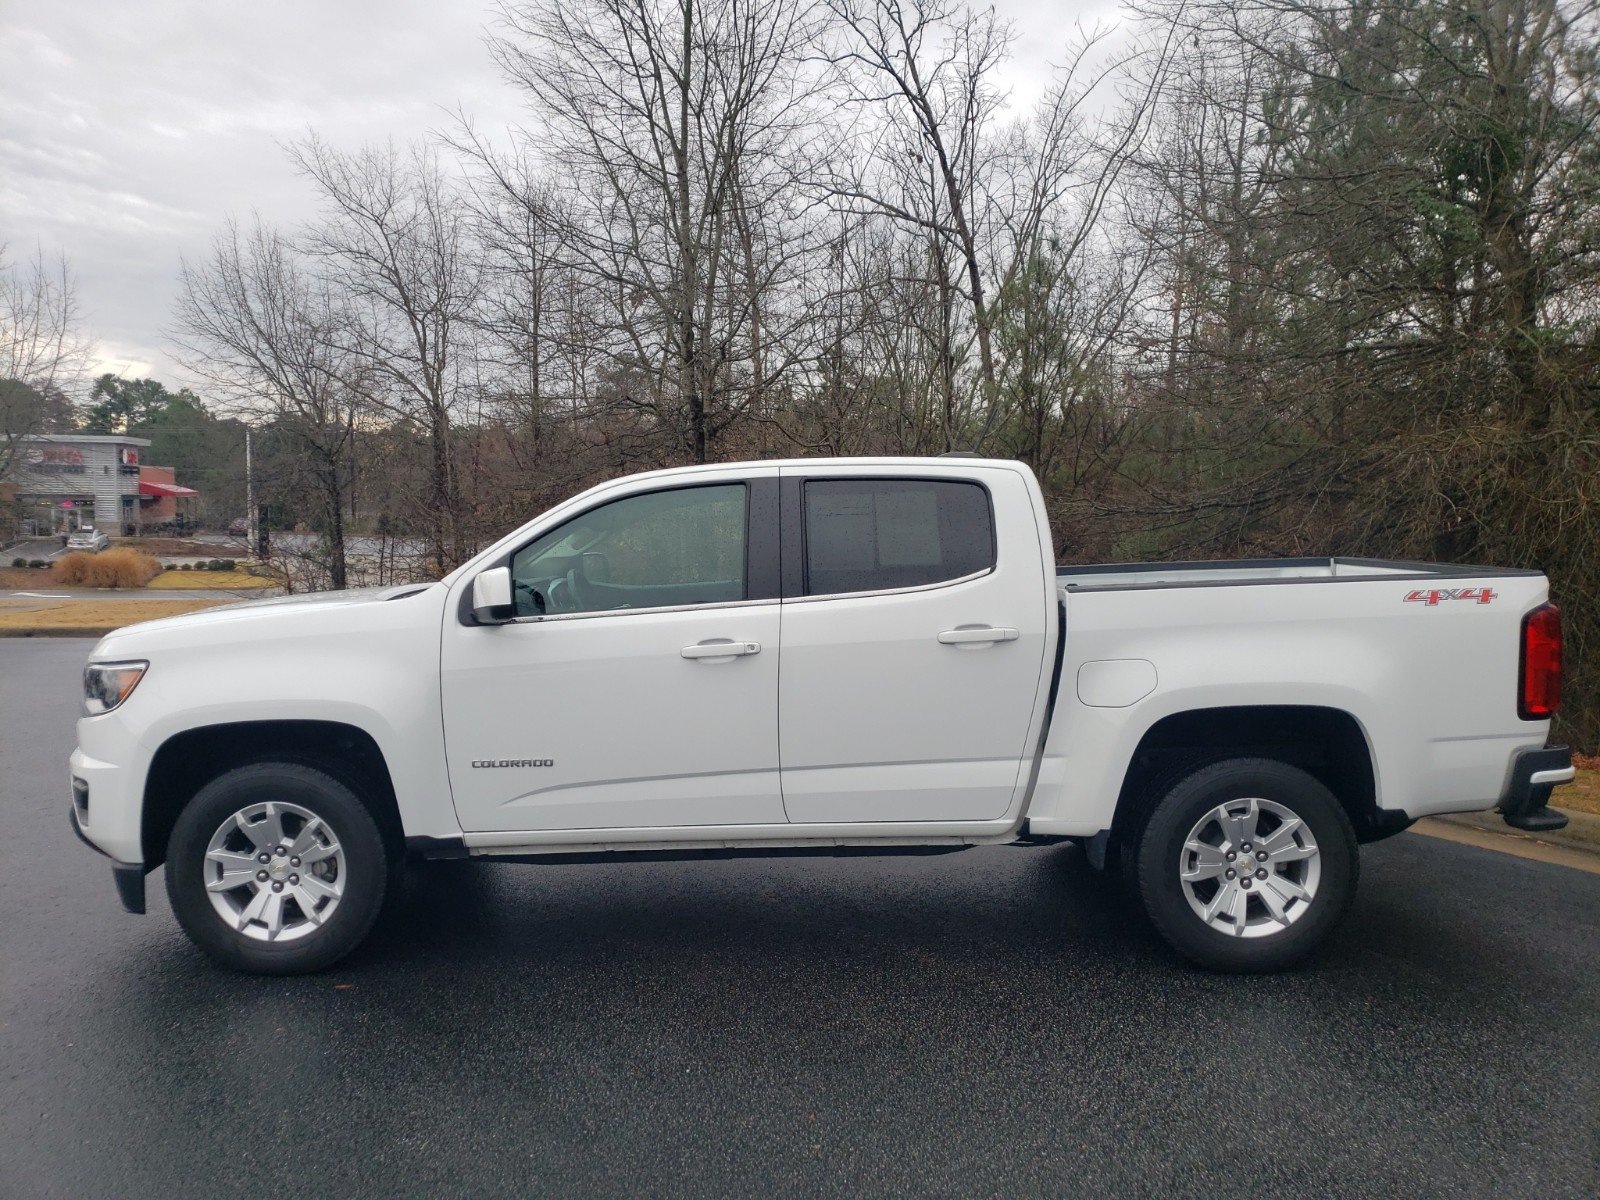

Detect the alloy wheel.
[
  {"left": 1178, "top": 796, "right": 1321, "bottom": 938},
  {"left": 202, "top": 801, "right": 346, "bottom": 942}
]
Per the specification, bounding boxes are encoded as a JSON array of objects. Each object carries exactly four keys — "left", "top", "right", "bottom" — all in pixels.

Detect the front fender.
[{"left": 80, "top": 587, "right": 461, "bottom": 857}]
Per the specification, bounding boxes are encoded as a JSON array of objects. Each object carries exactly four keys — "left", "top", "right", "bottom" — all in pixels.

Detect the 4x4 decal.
[{"left": 1404, "top": 587, "right": 1497, "bottom": 606}]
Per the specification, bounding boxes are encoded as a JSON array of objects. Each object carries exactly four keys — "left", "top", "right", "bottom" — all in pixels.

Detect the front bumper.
[
  {"left": 69, "top": 803, "right": 148, "bottom": 914},
  {"left": 69, "top": 742, "right": 145, "bottom": 863},
  {"left": 70, "top": 732, "right": 151, "bottom": 915},
  {"left": 1498, "top": 745, "right": 1573, "bottom": 832}
]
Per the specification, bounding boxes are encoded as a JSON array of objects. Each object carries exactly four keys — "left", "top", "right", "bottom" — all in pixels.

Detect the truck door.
[
  {"left": 440, "top": 473, "right": 783, "bottom": 833},
  {"left": 777, "top": 468, "right": 1052, "bottom": 824}
]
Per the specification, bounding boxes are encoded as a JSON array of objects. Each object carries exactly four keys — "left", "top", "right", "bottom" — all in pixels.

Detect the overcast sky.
[{"left": 1, "top": 0, "right": 1119, "bottom": 391}]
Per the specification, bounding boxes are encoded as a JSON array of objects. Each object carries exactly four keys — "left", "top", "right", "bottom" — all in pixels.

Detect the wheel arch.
[
  {"left": 142, "top": 720, "right": 404, "bottom": 868},
  {"left": 1109, "top": 705, "right": 1392, "bottom": 845}
]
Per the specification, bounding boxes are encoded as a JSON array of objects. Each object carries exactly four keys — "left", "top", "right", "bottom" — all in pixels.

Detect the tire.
[
  {"left": 165, "top": 762, "right": 389, "bottom": 975},
  {"left": 1134, "top": 757, "right": 1358, "bottom": 973}
]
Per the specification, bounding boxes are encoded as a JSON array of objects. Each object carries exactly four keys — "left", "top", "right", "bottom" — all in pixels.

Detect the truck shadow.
[
  {"left": 360, "top": 843, "right": 1166, "bottom": 972},
  {"left": 350, "top": 839, "right": 1551, "bottom": 994}
]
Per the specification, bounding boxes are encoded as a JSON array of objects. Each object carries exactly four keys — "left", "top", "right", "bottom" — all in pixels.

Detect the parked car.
[
  {"left": 227, "top": 517, "right": 249, "bottom": 537},
  {"left": 66, "top": 528, "right": 110, "bottom": 553},
  {"left": 70, "top": 457, "right": 1574, "bottom": 975}
]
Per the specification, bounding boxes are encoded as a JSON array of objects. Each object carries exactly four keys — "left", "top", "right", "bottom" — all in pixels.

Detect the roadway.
[
  {"left": 2, "top": 638, "right": 1596, "bottom": 1198},
  {"left": 1, "top": 587, "right": 257, "bottom": 603}
]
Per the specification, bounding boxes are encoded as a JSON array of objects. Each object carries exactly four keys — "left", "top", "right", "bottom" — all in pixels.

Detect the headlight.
[{"left": 83, "top": 661, "right": 148, "bottom": 716}]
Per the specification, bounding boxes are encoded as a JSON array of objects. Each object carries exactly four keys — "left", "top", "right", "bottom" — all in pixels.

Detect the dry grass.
[
  {"left": 0, "top": 566, "right": 57, "bottom": 588},
  {"left": 54, "top": 549, "right": 163, "bottom": 588},
  {"left": 0, "top": 598, "right": 226, "bottom": 634},
  {"left": 1563, "top": 755, "right": 1600, "bottom": 817},
  {"left": 115, "top": 537, "right": 239, "bottom": 556},
  {"left": 148, "top": 569, "right": 277, "bottom": 590},
  {"left": 0, "top": 562, "right": 277, "bottom": 590}
]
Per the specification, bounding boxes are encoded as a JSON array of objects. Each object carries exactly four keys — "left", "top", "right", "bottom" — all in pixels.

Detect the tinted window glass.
[
  {"left": 803, "top": 479, "right": 993, "bottom": 595},
  {"left": 511, "top": 484, "right": 746, "bottom": 616}
]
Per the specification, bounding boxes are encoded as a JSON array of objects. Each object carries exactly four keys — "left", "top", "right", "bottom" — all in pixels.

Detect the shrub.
[
  {"left": 215, "top": 558, "right": 237, "bottom": 571},
  {"left": 54, "top": 548, "right": 163, "bottom": 589},
  {"left": 10, "top": 557, "right": 25, "bottom": 568},
  {"left": 28, "top": 559, "right": 48, "bottom": 569}
]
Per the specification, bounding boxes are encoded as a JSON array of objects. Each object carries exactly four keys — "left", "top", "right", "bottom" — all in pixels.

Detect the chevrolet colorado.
[{"left": 69, "top": 457, "right": 1575, "bottom": 974}]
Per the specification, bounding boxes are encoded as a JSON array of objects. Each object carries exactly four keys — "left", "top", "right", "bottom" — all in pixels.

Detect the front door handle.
[
  {"left": 937, "top": 627, "right": 1019, "bottom": 645},
  {"left": 681, "top": 640, "right": 762, "bottom": 660}
]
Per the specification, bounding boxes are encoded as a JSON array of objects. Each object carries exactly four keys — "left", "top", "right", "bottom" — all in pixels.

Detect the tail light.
[{"left": 1519, "top": 603, "right": 1561, "bottom": 719}]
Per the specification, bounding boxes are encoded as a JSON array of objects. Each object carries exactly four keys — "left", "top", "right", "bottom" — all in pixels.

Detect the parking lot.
[
  {"left": 2, "top": 637, "right": 1597, "bottom": 1198},
  {"left": 5, "top": 536, "right": 67, "bottom": 563}
]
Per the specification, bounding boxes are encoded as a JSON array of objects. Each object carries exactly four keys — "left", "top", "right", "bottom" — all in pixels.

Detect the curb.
[
  {"left": 1431, "top": 806, "right": 1600, "bottom": 858},
  {"left": 0, "top": 627, "right": 121, "bottom": 638}
]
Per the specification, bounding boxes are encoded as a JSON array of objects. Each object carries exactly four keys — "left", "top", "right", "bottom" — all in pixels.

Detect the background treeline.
[{"left": 4, "top": 0, "right": 1597, "bottom": 745}]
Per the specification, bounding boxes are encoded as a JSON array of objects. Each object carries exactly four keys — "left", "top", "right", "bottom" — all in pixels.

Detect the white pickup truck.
[{"left": 70, "top": 456, "right": 1575, "bottom": 974}]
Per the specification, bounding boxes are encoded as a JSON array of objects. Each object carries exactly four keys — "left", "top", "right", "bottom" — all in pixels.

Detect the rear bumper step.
[{"left": 1499, "top": 746, "right": 1573, "bottom": 833}]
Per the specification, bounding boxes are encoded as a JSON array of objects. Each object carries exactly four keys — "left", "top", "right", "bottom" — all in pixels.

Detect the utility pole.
[{"left": 245, "top": 426, "right": 255, "bottom": 559}]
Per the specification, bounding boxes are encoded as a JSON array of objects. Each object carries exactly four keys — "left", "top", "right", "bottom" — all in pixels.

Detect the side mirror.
[{"left": 471, "top": 566, "right": 515, "bottom": 625}]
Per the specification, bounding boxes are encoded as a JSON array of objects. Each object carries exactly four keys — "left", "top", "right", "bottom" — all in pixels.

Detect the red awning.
[{"left": 138, "top": 481, "right": 199, "bottom": 498}]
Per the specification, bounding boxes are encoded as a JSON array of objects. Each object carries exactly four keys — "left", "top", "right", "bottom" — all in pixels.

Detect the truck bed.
[
  {"left": 1057, "top": 556, "right": 1542, "bottom": 592},
  {"left": 1032, "top": 552, "right": 1555, "bottom": 841}
]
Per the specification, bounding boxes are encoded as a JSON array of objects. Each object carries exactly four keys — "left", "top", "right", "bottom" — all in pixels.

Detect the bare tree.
[
  {"left": 290, "top": 137, "right": 481, "bottom": 573},
  {"left": 465, "top": 155, "right": 567, "bottom": 450},
  {"left": 485, "top": 0, "right": 819, "bottom": 463},
  {"left": 822, "top": 0, "right": 1011, "bottom": 421},
  {"left": 820, "top": 5, "right": 1171, "bottom": 452},
  {"left": 0, "top": 245, "right": 91, "bottom": 480},
  {"left": 171, "top": 219, "right": 366, "bottom": 588}
]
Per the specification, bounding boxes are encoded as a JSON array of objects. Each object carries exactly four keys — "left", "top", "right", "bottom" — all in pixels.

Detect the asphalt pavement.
[
  {"left": 4, "top": 537, "right": 66, "bottom": 562},
  {"left": 2, "top": 639, "right": 1597, "bottom": 1198}
]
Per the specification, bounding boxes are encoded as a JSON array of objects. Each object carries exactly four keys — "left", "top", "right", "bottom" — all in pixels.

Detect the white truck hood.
[{"left": 89, "top": 583, "right": 443, "bottom": 659}]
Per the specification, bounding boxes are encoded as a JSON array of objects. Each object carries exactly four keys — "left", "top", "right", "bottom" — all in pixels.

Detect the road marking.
[
  {"left": 9, "top": 592, "right": 70, "bottom": 599},
  {"left": 1410, "top": 818, "right": 1600, "bottom": 876}
]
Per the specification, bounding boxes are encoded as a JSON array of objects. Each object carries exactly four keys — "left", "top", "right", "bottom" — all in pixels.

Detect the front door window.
[{"left": 510, "top": 484, "right": 747, "bottom": 617}]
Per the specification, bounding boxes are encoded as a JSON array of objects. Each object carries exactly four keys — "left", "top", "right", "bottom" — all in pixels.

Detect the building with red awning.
[
  {"left": 5, "top": 433, "right": 150, "bottom": 534},
  {"left": 137, "top": 466, "right": 200, "bottom": 527},
  {"left": 5, "top": 435, "right": 203, "bottom": 534}
]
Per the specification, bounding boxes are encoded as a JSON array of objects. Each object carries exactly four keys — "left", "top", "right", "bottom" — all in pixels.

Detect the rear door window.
[{"left": 802, "top": 479, "right": 994, "bottom": 596}]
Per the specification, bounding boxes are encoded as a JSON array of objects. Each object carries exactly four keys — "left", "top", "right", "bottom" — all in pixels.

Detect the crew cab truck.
[{"left": 70, "top": 457, "right": 1575, "bottom": 974}]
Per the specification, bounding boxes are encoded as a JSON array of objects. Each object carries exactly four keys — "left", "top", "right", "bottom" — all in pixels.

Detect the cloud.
[
  {"left": 1, "top": 0, "right": 517, "bottom": 388},
  {"left": 1, "top": 0, "right": 1115, "bottom": 392}
]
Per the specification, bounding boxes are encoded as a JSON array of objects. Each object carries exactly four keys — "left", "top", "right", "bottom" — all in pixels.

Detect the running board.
[{"left": 411, "top": 840, "right": 977, "bottom": 866}]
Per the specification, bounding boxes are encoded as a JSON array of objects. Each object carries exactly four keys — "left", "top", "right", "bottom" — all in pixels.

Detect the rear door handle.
[
  {"left": 937, "top": 627, "right": 1019, "bottom": 645},
  {"left": 681, "top": 640, "right": 762, "bottom": 659}
]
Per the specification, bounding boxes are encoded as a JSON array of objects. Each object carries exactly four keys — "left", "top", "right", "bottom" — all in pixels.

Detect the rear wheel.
[
  {"left": 1135, "top": 758, "right": 1358, "bottom": 972},
  {"left": 165, "top": 763, "right": 388, "bottom": 974}
]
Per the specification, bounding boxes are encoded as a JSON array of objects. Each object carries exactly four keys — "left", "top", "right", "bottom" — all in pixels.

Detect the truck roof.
[{"left": 598, "top": 455, "right": 1029, "bottom": 486}]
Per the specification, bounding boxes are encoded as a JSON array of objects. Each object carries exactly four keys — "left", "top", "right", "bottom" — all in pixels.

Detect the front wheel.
[
  {"left": 165, "top": 763, "right": 388, "bottom": 975},
  {"left": 1135, "top": 758, "right": 1358, "bottom": 973}
]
